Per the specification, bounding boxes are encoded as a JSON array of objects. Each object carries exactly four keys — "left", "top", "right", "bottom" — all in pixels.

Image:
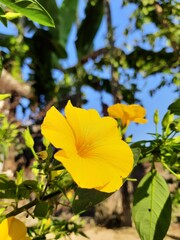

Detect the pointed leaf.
[
  {"left": 132, "top": 170, "right": 171, "bottom": 240},
  {"left": 72, "top": 188, "right": 112, "bottom": 214},
  {"left": 34, "top": 201, "right": 49, "bottom": 218},
  {"left": 131, "top": 147, "right": 141, "bottom": 167},
  {"left": 75, "top": 0, "right": 103, "bottom": 60},
  {"left": 0, "top": 0, "right": 54, "bottom": 27},
  {"left": 59, "top": 0, "right": 78, "bottom": 48},
  {"left": 168, "top": 99, "right": 180, "bottom": 115}
]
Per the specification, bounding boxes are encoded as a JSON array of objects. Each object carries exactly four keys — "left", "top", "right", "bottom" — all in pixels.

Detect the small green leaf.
[
  {"left": 0, "top": 0, "right": 54, "bottom": 27},
  {"left": 0, "top": 174, "right": 16, "bottom": 199},
  {"left": 23, "top": 127, "right": 34, "bottom": 148},
  {"left": 0, "top": 93, "right": 11, "bottom": 100},
  {"left": 0, "top": 11, "right": 22, "bottom": 20},
  {"left": 34, "top": 201, "right": 49, "bottom": 218},
  {"left": 72, "top": 188, "right": 112, "bottom": 214},
  {"left": 168, "top": 99, "right": 180, "bottom": 115},
  {"left": 131, "top": 147, "right": 141, "bottom": 167},
  {"left": 132, "top": 170, "right": 171, "bottom": 240}
]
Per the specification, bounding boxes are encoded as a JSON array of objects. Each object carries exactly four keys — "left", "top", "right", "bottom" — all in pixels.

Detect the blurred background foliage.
[{"left": 0, "top": 0, "right": 179, "bottom": 111}]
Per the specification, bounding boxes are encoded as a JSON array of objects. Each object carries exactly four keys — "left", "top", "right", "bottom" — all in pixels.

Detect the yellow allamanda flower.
[
  {"left": 0, "top": 217, "right": 31, "bottom": 240},
  {"left": 108, "top": 103, "right": 148, "bottom": 126},
  {"left": 41, "top": 100, "right": 133, "bottom": 193}
]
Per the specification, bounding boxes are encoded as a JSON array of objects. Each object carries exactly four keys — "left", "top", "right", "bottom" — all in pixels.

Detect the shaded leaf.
[
  {"left": 131, "top": 147, "right": 141, "bottom": 167},
  {"left": 34, "top": 201, "right": 49, "bottom": 218},
  {"left": 59, "top": 0, "right": 78, "bottom": 48},
  {"left": 72, "top": 188, "right": 112, "bottom": 214},
  {"left": 0, "top": 174, "right": 16, "bottom": 199},
  {"left": 76, "top": 0, "right": 103, "bottom": 60},
  {"left": 132, "top": 170, "right": 171, "bottom": 240},
  {"left": 168, "top": 99, "right": 180, "bottom": 115}
]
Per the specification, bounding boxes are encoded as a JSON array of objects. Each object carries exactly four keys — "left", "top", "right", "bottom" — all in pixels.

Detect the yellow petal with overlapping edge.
[
  {"left": 65, "top": 101, "right": 122, "bottom": 148},
  {"left": 41, "top": 106, "right": 77, "bottom": 157},
  {"left": 54, "top": 132, "right": 133, "bottom": 193},
  {"left": 0, "top": 217, "right": 31, "bottom": 240},
  {"left": 41, "top": 100, "right": 134, "bottom": 193}
]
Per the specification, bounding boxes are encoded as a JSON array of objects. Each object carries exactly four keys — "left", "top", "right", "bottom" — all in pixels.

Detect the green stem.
[{"left": 162, "top": 162, "right": 180, "bottom": 180}]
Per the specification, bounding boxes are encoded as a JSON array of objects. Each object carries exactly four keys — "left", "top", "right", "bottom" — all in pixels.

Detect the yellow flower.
[
  {"left": 41, "top": 101, "right": 133, "bottom": 193},
  {"left": 108, "top": 103, "right": 148, "bottom": 126},
  {"left": 0, "top": 217, "right": 31, "bottom": 240}
]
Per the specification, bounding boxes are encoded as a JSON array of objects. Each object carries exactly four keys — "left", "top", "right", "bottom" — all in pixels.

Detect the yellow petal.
[
  {"left": 65, "top": 101, "right": 121, "bottom": 151},
  {"left": 0, "top": 217, "right": 28, "bottom": 240},
  {"left": 108, "top": 103, "right": 147, "bottom": 126},
  {"left": 133, "top": 118, "right": 148, "bottom": 124},
  {"left": 55, "top": 137, "right": 133, "bottom": 193},
  {"left": 41, "top": 106, "right": 76, "bottom": 157}
]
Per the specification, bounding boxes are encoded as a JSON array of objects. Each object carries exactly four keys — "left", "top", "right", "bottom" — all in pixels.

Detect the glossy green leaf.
[
  {"left": 72, "top": 188, "right": 112, "bottom": 214},
  {"left": 168, "top": 99, "right": 180, "bottom": 115},
  {"left": 0, "top": 0, "right": 54, "bottom": 27},
  {"left": 132, "top": 170, "right": 171, "bottom": 240},
  {"left": 75, "top": 0, "right": 103, "bottom": 60}
]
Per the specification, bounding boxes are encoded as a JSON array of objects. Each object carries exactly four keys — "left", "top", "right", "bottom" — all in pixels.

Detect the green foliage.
[
  {"left": 0, "top": 0, "right": 54, "bottom": 27},
  {"left": 168, "top": 98, "right": 180, "bottom": 116},
  {"left": 76, "top": 0, "right": 104, "bottom": 60},
  {"left": 132, "top": 170, "right": 171, "bottom": 240},
  {"left": 59, "top": 0, "right": 78, "bottom": 48},
  {"left": 72, "top": 188, "right": 111, "bottom": 214}
]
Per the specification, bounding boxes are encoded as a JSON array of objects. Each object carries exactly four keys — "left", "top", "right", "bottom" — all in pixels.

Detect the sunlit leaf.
[
  {"left": 132, "top": 170, "right": 171, "bottom": 240},
  {"left": 0, "top": 0, "right": 54, "bottom": 27},
  {"left": 0, "top": 93, "right": 11, "bottom": 100}
]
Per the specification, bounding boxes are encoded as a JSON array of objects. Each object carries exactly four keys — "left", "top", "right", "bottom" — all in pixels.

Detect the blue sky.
[{"left": 0, "top": 0, "right": 179, "bottom": 141}]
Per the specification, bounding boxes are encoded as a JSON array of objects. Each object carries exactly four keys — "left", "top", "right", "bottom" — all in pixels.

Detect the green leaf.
[
  {"left": 0, "top": 6, "right": 7, "bottom": 26},
  {"left": 0, "top": 0, "right": 54, "bottom": 27},
  {"left": 34, "top": 201, "right": 49, "bottom": 218},
  {"left": 0, "top": 174, "right": 16, "bottom": 199},
  {"left": 17, "top": 180, "right": 38, "bottom": 199},
  {"left": 72, "top": 188, "right": 112, "bottom": 214},
  {"left": 168, "top": 99, "right": 180, "bottom": 115},
  {"left": 23, "top": 127, "right": 34, "bottom": 148},
  {"left": 131, "top": 147, "right": 141, "bottom": 167},
  {"left": 132, "top": 170, "right": 171, "bottom": 240},
  {"left": 75, "top": 0, "right": 104, "bottom": 60},
  {"left": 59, "top": 0, "right": 78, "bottom": 48},
  {"left": 0, "top": 93, "right": 11, "bottom": 100}
]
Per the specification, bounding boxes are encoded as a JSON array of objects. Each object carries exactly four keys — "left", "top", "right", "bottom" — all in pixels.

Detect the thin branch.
[{"left": 5, "top": 190, "right": 62, "bottom": 218}]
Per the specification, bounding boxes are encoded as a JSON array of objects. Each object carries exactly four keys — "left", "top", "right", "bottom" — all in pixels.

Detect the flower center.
[{"left": 77, "top": 142, "right": 92, "bottom": 157}]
